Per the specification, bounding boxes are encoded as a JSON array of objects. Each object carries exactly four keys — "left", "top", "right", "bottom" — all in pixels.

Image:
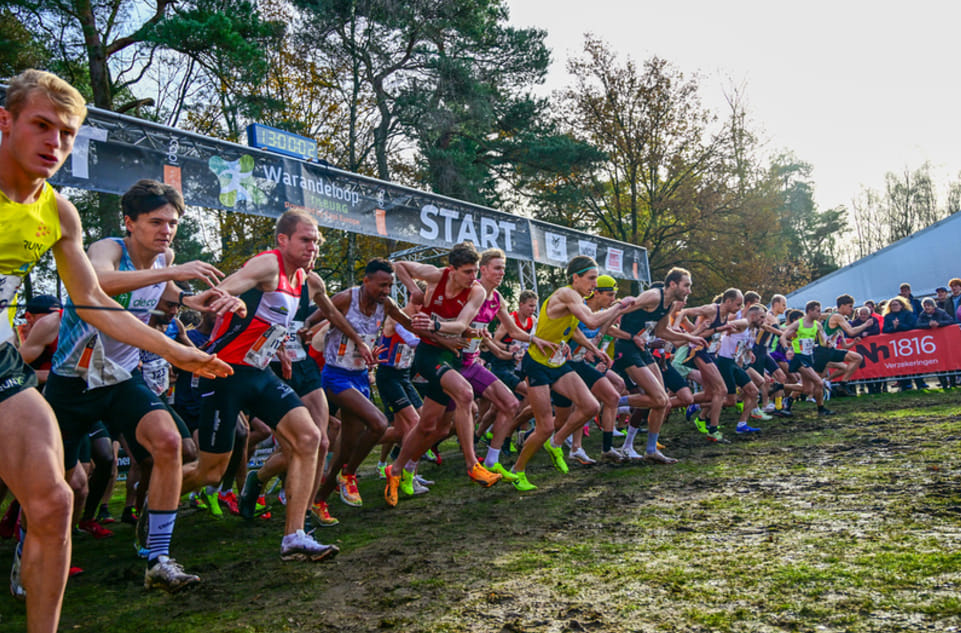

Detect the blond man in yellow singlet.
[{"left": 0, "top": 69, "right": 232, "bottom": 633}]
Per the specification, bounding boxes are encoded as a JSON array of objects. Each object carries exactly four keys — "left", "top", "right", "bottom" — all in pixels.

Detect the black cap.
[{"left": 25, "top": 294, "right": 61, "bottom": 315}]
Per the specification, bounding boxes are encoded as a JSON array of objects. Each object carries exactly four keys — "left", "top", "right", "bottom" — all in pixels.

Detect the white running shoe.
[
  {"left": 10, "top": 547, "right": 25, "bottom": 601},
  {"left": 411, "top": 478, "right": 430, "bottom": 495},
  {"left": 600, "top": 448, "right": 626, "bottom": 463},
  {"left": 144, "top": 556, "right": 200, "bottom": 592},
  {"left": 750, "top": 408, "right": 773, "bottom": 421},
  {"left": 563, "top": 435, "right": 573, "bottom": 448},
  {"left": 762, "top": 402, "right": 776, "bottom": 413},
  {"left": 414, "top": 474, "right": 434, "bottom": 487},
  {"left": 280, "top": 529, "right": 339, "bottom": 562},
  {"left": 644, "top": 449, "right": 678, "bottom": 465},
  {"left": 621, "top": 445, "right": 644, "bottom": 461},
  {"left": 611, "top": 428, "right": 626, "bottom": 438},
  {"left": 569, "top": 447, "right": 597, "bottom": 465}
]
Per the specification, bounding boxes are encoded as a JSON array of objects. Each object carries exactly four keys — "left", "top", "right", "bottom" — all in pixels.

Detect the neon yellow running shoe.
[
  {"left": 487, "top": 462, "right": 519, "bottom": 482},
  {"left": 202, "top": 489, "right": 223, "bottom": 518},
  {"left": 543, "top": 441, "right": 569, "bottom": 474},
  {"left": 511, "top": 471, "right": 537, "bottom": 492},
  {"left": 400, "top": 469, "right": 415, "bottom": 496}
]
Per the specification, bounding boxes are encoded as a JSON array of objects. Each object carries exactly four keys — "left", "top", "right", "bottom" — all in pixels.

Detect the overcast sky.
[{"left": 505, "top": 0, "right": 961, "bottom": 215}]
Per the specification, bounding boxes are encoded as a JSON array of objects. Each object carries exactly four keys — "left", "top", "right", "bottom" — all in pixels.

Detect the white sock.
[{"left": 484, "top": 448, "right": 500, "bottom": 467}]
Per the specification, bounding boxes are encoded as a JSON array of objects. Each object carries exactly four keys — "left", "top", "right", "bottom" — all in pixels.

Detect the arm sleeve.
[{"left": 395, "top": 324, "right": 420, "bottom": 347}]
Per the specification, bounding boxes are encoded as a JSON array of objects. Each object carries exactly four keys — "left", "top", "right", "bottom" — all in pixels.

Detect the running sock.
[
  {"left": 617, "top": 406, "right": 631, "bottom": 415},
  {"left": 646, "top": 432, "right": 659, "bottom": 454},
  {"left": 624, "top": 425, "right": 639, "bottom": 447},
  {"left": 602, "top": 431, "right": 613, "bottom": 452},
  {"left": 146, "top": 509, "right": 177, "bottom": 565},
  {"left": 618, "top": 395, "right": 630, "bottom": 407},
  {"left": 484, "top": 448, "right": 500, "bottom": 468},
  {"left": 404, "top": 461, "right": 417, "bottom": 473},
  {"left": 707, "top": 425, "right": 718, "bottom": 433},
  {"left": 549, "top": 437, "right": 563, "bottom": 450},
  {"left": 775, "top": 396, "right": 783, "bottom": 409}
]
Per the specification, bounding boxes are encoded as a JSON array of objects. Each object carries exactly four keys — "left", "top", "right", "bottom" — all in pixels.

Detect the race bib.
[
  {"left": 330, "top": 333, "right": 376, "bottom": 371},
  {"left": 463, "top": 320, "right": 485, "bottom": 354},
  {"left": 243, "top": 324, "right": 288, "bottom": 370},
  {"left": 392, "top": 342, "right": 414, "bottom": 369},
  {"left": 284, "top": 320, "right": 308, "bottom": 363},
  {"left": 707, "top": 333, "right": 723, "bottom": 354},
  {"left": 142, "top": 357, "right": 170, "bottom": 396},
  {"left": 0, "top": 274, "right": 22, "bottom": 343},
  {"left": 512, "top": 341, "right": 529, "bottom": 371},
  {"left": 734, "top": 338, "right": 751, "bottom": 366},
  {"left": 547, "top": 342, "right": 569, "bottom": 368},
  {"left": 76, "top": 333, "right": 133, "bottom": 389},
  {"left": 799, "top": 338, "right": 815, "bottom": 356}
]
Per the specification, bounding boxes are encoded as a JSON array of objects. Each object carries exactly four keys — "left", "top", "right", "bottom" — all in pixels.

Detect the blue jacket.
[
  {"left": 917, "top": 308, "right": 954, "bottom": 328},
  {"left": 883, "top": 309, "right": 916, "bottom": 333}
]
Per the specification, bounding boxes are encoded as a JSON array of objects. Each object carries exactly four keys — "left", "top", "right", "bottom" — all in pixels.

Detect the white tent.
[{"left": 785, "top": 211, "right": 960, "bottom": 308}]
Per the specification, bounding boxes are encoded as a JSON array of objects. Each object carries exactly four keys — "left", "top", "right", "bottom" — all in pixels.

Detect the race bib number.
[
  {"left": 243, "top": 324, "right": 288, "bottom": 370},
  {"left": 76, "top": 333, "right": 133, "bottom": 389},
  {"left": 571, "top": 344, "right": 588, "bottom": 362},
  {"left": 708, "top": 333, "right": 723, "bottom": 354},
  {"left": 512, "top": 342, "right": 529, "bottom": 371},
  {"left": 799, "top": 338, "right": 815, "bottom": 356},
  {"left": 734, "top": 338, "right": 751, "bottom": 366},
  {"left": 548, "top": 342, "right": 569, "bottom": 368},
  {"left": 464, "top": 320, "right": 485, "bottom": 354},
  {"left": 0, "top": 274, "right": 22, "bottom": 343},
  {"left": 331, "top": 333, "right": 376, "bottom": 371},
  {"left": 392, "top": 342, "right": 414, "bottom": 369},
  {"left": 284, "top": 320, "right": 308, "bottom": 363},
  {"left": 142, "top": 357, "right": 170, "bottom": 396}
]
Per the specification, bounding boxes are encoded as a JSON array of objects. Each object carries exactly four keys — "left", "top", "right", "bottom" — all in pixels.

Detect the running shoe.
[
  {"left": 644, "top": 450, "right": 678, "bottom": 465},
  {"left": 468, "top": 462, "right": 502, "bottom": 487},
  {"left": 277, "top": 489, "right": 287, "bottom": 506},
  {"left": 280, "top": 529, "right": 339, "bottom": 562},
  {"left": 311, "top": 501, "right": 339, "bottom": 527},
  {"left": 337, "top": 472, "right": 363, "bottom": 507},
  {"left": 693, "top": 416, "right": 708, "bottom": 434},
  {"left": 78, "top": 519, "right": 114, "bottom": 539},
  {"left": 256, "top": 497, "right": 271, "bottom": 519},
  {"left": 569, "top": 447, "right": 597, "bottom": 465},
  {"left": 762, "top": 402, "right": 776, "bottom": 413},
  {"left": 735, "top": 423, "right": 761, "bottom": 434},
  {"left": 414, "top": 474, "right": 435, "bottom": 486},
  {"left": 823, "top": 379, "right": 833, "bottom": 400},
  {"left": 69, "top": 566, "right": 84, "bottom": 577},
  {"left": 685, "top": 404, "right": 701, "bottom": 421},
  {"left": 817, "top": 407, "right": 837, "bottom": 416},
  {"left": 735, "top": 401, "right": 744, "bottom": 413},
  {"left": 239, "top": 471, "right": 263, "bottom": 520},
  {"left": 400, "top": 469, "right": 415, "bottom": 496},
  {"left": 543, "top": 440, "right": 569, "bottom": 474},
  {"left": 121, "top": 505, "right": 139, "bottom": 525},
  {"left": 706, "top": 429, "right": 727, "bottom": 443},
  {"left": 488, "top": 462, "right": 520, "bottom": 482},
  {"left": 563, "top": 435, "right": 573, "bottom": 448},
  {"left": 411, "top": 477, "right": 430, "bottom": 495},
  {"left": 621, "top": 445, "right": 644, "bottom": 461},
  {"left": 377, "top": 464, "right": 387, "bottom": 480},
  {"left": 202, "top": 488, "right": 223, "bottom": 518},
  {"left": 611, "top": 428, "right": 625, "bottom": 438},
  {"left": 600, "top": 448, "right": 626, "bottom": 463},
  {"left": 10, "top": 547, "right": 24, "bottom": 601},
  {"left": 511, "top": 471, "right": 537, "bottom": 492},
  {"left": 218, "top": 490, "right": 240, "bottom": 515},
  {"left": 422, "top": 449, "right": 440, "bottom": 464},
  {"left": 750, "top": 408, "right": 773, "bottom": 421},
  {"left": 96, "top": 504, "right": 115, "bottom": 524},
  {"left": 384, "top": 465, "right": 401, "bottom": 507},
  {"left": 144, "top": 557, "right": 200, "bottom": 592}
]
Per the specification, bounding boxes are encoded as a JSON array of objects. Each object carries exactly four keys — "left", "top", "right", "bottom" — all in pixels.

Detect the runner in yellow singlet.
[
  {"left": 0, "top": 70, "right": 231, "bottom": 633},
  {"left": 508, "top": 256, "right": 635, "bottom": 491}
]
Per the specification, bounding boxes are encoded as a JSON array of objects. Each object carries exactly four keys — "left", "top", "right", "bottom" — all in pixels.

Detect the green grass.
[{"left": 2, "top": 390, "right": 961, "bottom": 632}]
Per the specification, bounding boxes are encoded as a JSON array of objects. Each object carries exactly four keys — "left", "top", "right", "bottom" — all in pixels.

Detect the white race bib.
[
  {"left": 142, "top": 357, "right": 170, "bottom": 396},
  {"left": 0, "top": 274, "right": 22, "bottom": 344},
  {"left": 707, "top": 333, "right": 723, "bottom": 354},
  {"left": 799, "top": 338, "right": 815, "bottom": 356},
  {"left": 330, "top": 333, "right": 376, "bottom": 371},
  {"left": 243, "top": 324, "right": 288, "bottom": 370},
  {"left": 463, "top": 320, "right": 485, "bottom": 354},
  {"left": 284, "top": 320, "right": 308, "bottom": 363},
  {"left": 548, "top": 342, "right": 569, "bottom": 368},
  {"left": 76, "top": 333, "right": 133, "bottom": 389}
]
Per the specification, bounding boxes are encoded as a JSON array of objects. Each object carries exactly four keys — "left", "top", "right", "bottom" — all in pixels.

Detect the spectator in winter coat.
[
  {"left": 898, "top": 283, "right": 923, "bottom": 315},
  {"left": 945, "top": 279, "right": 961, "bottom": 322},
  {"left": 917, "top": 298, "right": 954, "bottom": 329},
  {"left": 883, "top": 297, "right": 916, "bottom": 333},
  {"left": 850, "top": 306, "right": 881, "bottom": 337}
]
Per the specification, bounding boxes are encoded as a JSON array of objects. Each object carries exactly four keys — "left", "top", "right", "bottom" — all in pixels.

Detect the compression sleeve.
[{"left": 395, "top": 324, "right": 420, "bottom": 347}]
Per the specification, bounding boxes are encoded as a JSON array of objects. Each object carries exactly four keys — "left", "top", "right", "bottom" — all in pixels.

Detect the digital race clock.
[{"left": 246, "top": 123, "right": 318, "bottom": 161}]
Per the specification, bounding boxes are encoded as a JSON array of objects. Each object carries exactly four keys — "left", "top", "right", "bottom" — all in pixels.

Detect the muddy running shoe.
[
  {"left": 644, "top": 450, "right": 678, "bottom": 465},
  {"left": 488, "top": 462, "right": 520, "bottom": 482},
  {"left": 762, "top": 402, "right": 776, "bottom": 413},
  {"left": 78, "top": 519, "right": 114, "bottom": 539},
  {"left": 414, "top": 474, "right": 434, "bottom": 486},
  {"left": 218, "top": 491, "right": 240, "bottom": 515},
  {"left": 621, "top": 445, "right": 644, "bottom": 461},
  {"left": 280, "top": 529, "right": 339, "bottom": 562},
  {"left": 384, "top": 465, "right": 401, "bottom": 507},
  {"left": 144, "top": 556, "right": 200, "bottom": 592},
  {"left": 311, "top": 501, "right": 339, "bottom": 527},
  {"left": 600, "top": 448, "right": 626, "bottom": 463},
  {"left": 411, "top": 477, "right": 430, "bottom": 495},
  {"left": 817, "top": 407, "right": 836, "bottom": 417},
  {"left": 685, "top": 404, "right": 700, "bottom": 422},
  {"left": 400, "top": 469, "right": 415, "bottom": 496},
  {"left": 569, "top": 447, "right": 596, "bottom": 465},
  {"left": 337, "top": 472, "right": 363, "bottom": 507},
  {"left": 121, "top": 505, "right": 138, "bottom": 525},
  {"left": 96, "top": 504, "right": 115, "bottom": 524},
  {"left": 543, "top": 441, "right": 569, "bottom": 474},
  {"left": 750, "top": 408, "right": 772, "bottom": 421},
  {"left": 706, "top": 429, "right": 727, "bottom": 443},
  {"left": 735, "top": 422, "right": 761, "bottom": 434},
  {"left": 10, "top": 546, "right": 25, "bottom": 601},
  {"left": 511, "top": 471, "right": 537, "bottom": 492},
  {"left": 239, "top": 471, "right": 263, "bottom": 520},
  {"left": 468, "top": 462, "right": 502, "bottom": 487},
  {"left": 693, "top": 416, "right": 708, "bottom": 434}
]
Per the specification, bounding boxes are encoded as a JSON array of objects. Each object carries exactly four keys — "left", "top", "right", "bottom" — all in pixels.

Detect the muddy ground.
[{"left": 2, "top": 390, "right": 959, "bottom": 632}]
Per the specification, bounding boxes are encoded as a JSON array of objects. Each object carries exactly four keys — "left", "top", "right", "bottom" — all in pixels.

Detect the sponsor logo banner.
[{"left": 844, "top": 325, "right": 961, "bottom": 380}]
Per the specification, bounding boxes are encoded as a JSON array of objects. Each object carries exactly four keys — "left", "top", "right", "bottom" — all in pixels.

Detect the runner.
[
  {"left": 0, "top": 70, "right": 230, "bottom": 632},
  {"left": 508, "top": 256, "right": 635, "bottom": 490},
  {"left": 45, "top": 178, "right": 238, "bottom": 592},
  {"left": 185, "top": 209, "right": 359, "bottom": 561},
  {"left": 614, "top": 268, "right": 707, "bottom": 461},
  {"left": 714, "top": 305, "right": 765, "bottom": 434},
  {"left": 817, "top": 294, "right": 873, "bottom": 387},
  {"left": 779, "top": 301, "right": 835, "bottom": 416}
]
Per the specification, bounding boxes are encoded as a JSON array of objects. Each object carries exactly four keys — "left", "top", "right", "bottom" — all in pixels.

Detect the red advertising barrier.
[{"left": 844, "top": 324, "right": 961, "bottom": 381}]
